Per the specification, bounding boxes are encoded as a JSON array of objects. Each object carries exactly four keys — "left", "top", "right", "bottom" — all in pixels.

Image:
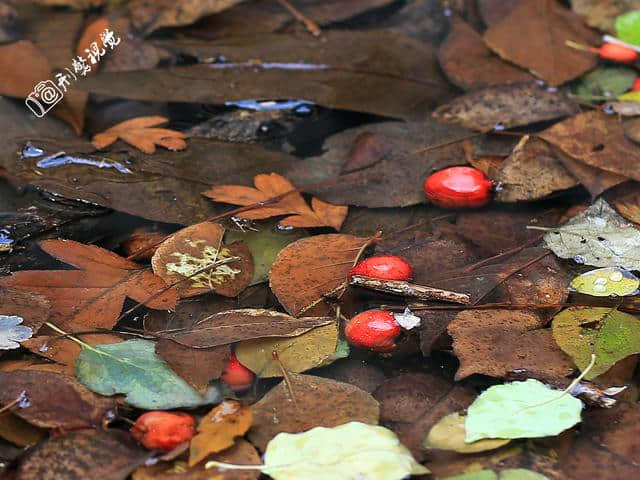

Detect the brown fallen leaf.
[
  {"left": 0, "top": 370, "right": 116, "bottom": 429},
  {"left": 477, "top": 0, "right": 523, "bottom": 26},
  {"left": 268, "top": 233, "right": 370, "bottom": 316},
  {"left": 92, "top": 116, "right": 187, "bottom": 154},
  {"left": 0, "top": 288, "right": 50, "bottom": 334},
  {"left": 570, "top": 0, "right": 640, "bottom": 33},
  {"left": 483, "top": 0, "right": 600, "bottom": 85},
  {"left": 162, "top": 309, "right": 333, "bottom": 348},
  {"left": 204, "top": 173, "right": 348, "bottom": 231},
  {"left": 615, "top": 192, "right": 640, "bottom": 225},
  {"left": 0, "top": 239, "right": 178, "bottom": 331},
  {"left": 151, "top": 222, "right": 253, "bottom": 298},
  {"left": 75, "top": 18, "right": 110, "bottom": 74},
  {"left": 248, "top": 373, "right": 380, "bottom": 451},
  {"left": 0, "top": 412, "right": 46, "bottom": 448},
  {"left": 438, "top": 16, "right": 533, "bottom": 91},
  {"left": 189, "top": 400, "right": 252, "bottom": 466}
]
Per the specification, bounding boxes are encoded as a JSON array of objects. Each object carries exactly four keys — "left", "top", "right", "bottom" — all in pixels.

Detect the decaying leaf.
[
  {"left": 424, "top": 412, "right": 510, "bottom": 453},
  {"left": 615, "top": 191, "right": 640, "bottom": 224},
  {"left": 0, "top": 315, "right": 32, "bottom": 350},
  {"left": 539, "top": 198, "right": 640, "bottom": 270},
  {"left": 205, "top": 173, "right": 348, "bottom": 230},
  {"left": 433, "top": 83, "right": 579, "bottom": 131},
  {"left": 569, "top": 66, "right": 637, "bottom": 103},
  {"left": 92, "top": 116, "right": 187, "bottom": 154},
  {"left": 1, "top": 239, "right": 178, "bottom": 331},
  {"left": 552, "top": 307, "right": 640, "bottom": 380},
  {"left": 465, "top": 379, "right": 583, "bottom": 442},
  {"left": 190, "top": 400, "right": 253, "bottom": 466},
  {"left": 76, "top": 339, "right": 221, "bottom": 409},
  {"left": 235, "top": 323, "right": 340, "bottom": 377},
  {"left": 483, "top": 0, "right": 599, "bottom": 85},
  {"left": 570, "top": 0, "right": 640, "bottom": 32},
  {"left": 0, "top": 412, "right": 46, "bottom": 448},
  {"left": 151, "top": 222, "right": 253, "bottom": 298},
  {"left": 269, "top": 233, "right": 369, "bottom": 316},
  {"left": 570, "top": 267, "right": 640, "bottom": 297},
  {"left": 249, "top": 373, "right": 380, "bottom": 451}
]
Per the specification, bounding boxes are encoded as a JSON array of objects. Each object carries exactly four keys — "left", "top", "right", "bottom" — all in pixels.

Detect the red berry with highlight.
[
  {"left": 130, "top": 411, "right": 196, "bottom": 452},
  {"left": 424, "top": 166, "right": 493, "bottom": 209},
  {"left": 633, "top": 77, "right": 640, "bottom": 91},
  {"left": 348, "top": 255, "right": 413, "bottom": 282},
  {"left": 598, "top": 43, "right": 638, "bottom": 63},
  {"left": 345, "top": 310, "right": 401, "bottom": 352},
  {"left": 221, "top": 354, "right": 254, "bottom": 392}
]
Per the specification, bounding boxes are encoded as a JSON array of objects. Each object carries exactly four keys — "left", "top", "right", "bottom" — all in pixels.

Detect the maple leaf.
[
  {"left": 0, "top": 239, "right": 178, "bottom": 331},
  {"left": 204, "top": 173, "right": 348, "bottom": 230},
  {"left": 91, "top": 116, "right": 187, "bottom": 154}
]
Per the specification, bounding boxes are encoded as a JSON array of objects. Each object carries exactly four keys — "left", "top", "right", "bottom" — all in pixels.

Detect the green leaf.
[
  {"left": 424, "top": 412, "right": 510, "bottom": 453},
  {"left": 616, "top": 10, "right": 640, "bottom": 46},
  {"left": 464, "top": 379, "right": 582, "bottom": 442},
  {"left": 76, "top": 339, "right": 221, "bottom": 409},
  {"left": 570, "top": 66, "right": 637, "bottom": 102},
  {"left": 570, "top": 267, "right": 639, "bottom": 297},
  {"left": 444, "top": 470, "right": 550, "bottom": 480},
  {"left": 618, "top": 90, "right": 640, "bottom": 103},
  {"left": 552, "top": 307, "right": 640, "bottom": 379}
]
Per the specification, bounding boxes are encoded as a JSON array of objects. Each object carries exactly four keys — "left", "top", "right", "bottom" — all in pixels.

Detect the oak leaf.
[
  {"left": 92, "top": 116, "right": 187, "bottom": 154},
  {"left": 0, "top": 239, "right": 178, "bottom": 331},
  {"left": 204, "top": 173, "right": 348, "bottom": 230}
]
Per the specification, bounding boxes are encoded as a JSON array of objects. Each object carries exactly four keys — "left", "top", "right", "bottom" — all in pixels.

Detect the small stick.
[
  {"left": 275, "top": 0, "right": 321, "bottom": 36},
  {"left": 349, "top": 274, "right": 471, "bottom": 304},
  {"left": 272, "top": 351, "right": 298, "bottom": 410}
]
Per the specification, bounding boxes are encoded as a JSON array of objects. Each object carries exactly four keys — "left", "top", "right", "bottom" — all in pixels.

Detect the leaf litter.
[{"left": 3, "top": 1, "right": 640, "bottom": 478}]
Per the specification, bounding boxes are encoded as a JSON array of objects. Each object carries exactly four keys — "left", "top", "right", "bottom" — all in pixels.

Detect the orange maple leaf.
[
  {"left": 204, "top": 173, "right": 348, "bottom": 230},
  {"left": 92, "top": 116, "right": 187, "bottom": 154}
]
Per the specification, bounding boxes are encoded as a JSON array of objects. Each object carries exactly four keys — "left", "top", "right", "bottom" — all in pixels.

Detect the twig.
[
  {"left": 349, "top": 275, "right": 471, "bottom": 304},
  {"left": 274, "top": 0, "right": 321, "bottom": 36},
  {"left": 272, "top": 351, "right": 298, "bottom": 410}
]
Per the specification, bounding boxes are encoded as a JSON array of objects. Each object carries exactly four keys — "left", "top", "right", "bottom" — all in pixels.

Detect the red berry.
[
  {"left": 633, "top": 77, "right": 640, "bottom": 91},
  {"left": 130, "top": 411, "right": 196, "bottom": 452},
  {"left": 598, "top": 43, "right": 638, "bottom": 63},
  {"left": 348, "top": 255, "right": 413, "bottom": 282},
  {"left": 345, "top": 310, "right": 401, "bottom": 352},
  {"left": 424, "top": 166, "right": 493, "bottom": 209},
  {"left": 221, "top": 354, "right": 254, "bottom": 392}
]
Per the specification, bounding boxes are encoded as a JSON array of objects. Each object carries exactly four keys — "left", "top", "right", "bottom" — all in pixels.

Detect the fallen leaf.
[
  {"left": 76, "top": 339, "right": 222, "bottom": 409},
  {"left": 0, "top": 316, "right": 32, "bottom": 350},
  {"left": 539, "top": 198, "right": 640, "bottom": 270},
  {"left": 92, "top": 116, "right": 187, "bottom": 154},
  {"left": 424, "top": 412, "right": 510, "bottom": 453},
  {"left": 552, "top": 307, "right": 640, "bottom": 380},
  {"left": 207, "top": 422, "right": 429, "bottom": 480},
  {"left": 340, "top": 131, "right": 392, "bottom": 174},
  {"left": 494, "top": 136, "right": 578, "bottom": 202},
  {"left": 269, "top": 233, "right": 369, "bottom": 316},
  {"left": 76, "top": 17, "right": 110, "bottom": 61},
  {"left": 249, "top": 373, "right": 380, "bottom": 451},
  {"left": 0, "top": 288, "right": 49, "bottom": 333},
  {"left": 190, "top": 400, "right": 252, "bottom": 466},
  {"left": 162, "top": 309, "right": 333, "bottom": 348},
  {"left": 16, "top": 430, "right": 149, "bottom": 480},
  {"left": 1, "top": 239, "right": 178, "bottom": 331},
  {"left": 465, "top": 379, "right": 583, "bottom": 442},
  {"left": 570, "top": 267, "right": 639, "bottom": 297},
  {"left": 438, "top": 17, "right": 533, "bottom": 90},
  {"left": 0, "top": 370, "right": 116, "bottom": 429},
  {"left": 433, "top": 83, "right": 579, "bottom": 131},
  {"left": 616, "top": 9, "right": 640, "bottom": 45},
  {"left": 570, "top": 0, "right": 640, "bottom": 32},
  {"left": 477, "top": 0, "right": 523, "bottom": 26},
  {"left": 614, "top": 191, "right": 640, "bottom": 224},
  {"left": 483, "top": 0, "right": 599, "bottom": 85},
  {"left": 448, "top": 309, "right": 574, "bottom": 381},
  {"left": 0, "top": 412, "right": 46, "bottom": 447},
  {"left": 444, "top": 469, "right": 550, "bottom": 480},
  {"left": 235, "top": 323, "right": 340, "bottom": 377},
  {"left": 538, "top": 111, "right": 640, "bottom": 181},
  {"left": 568, "top": 66, "right": 637, "bottom": 103},
  {"left": 151, "top": 222, "right": 253, "bottom": 298},
  {"left": 205, "top": 173, "right": 348, "bottom": 230}
]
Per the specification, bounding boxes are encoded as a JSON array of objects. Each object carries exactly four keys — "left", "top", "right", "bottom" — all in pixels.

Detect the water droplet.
[
  {"left": 443, "top": 7, "right": 452, "bottom": 16},
  {"left": 38, "top": 343, "right": 49, "bottom": 352},
  {"left": 293, "top": 103, "right": 313, "bottom": 116},
  {"left": 603, "top": 104, "right": 615, "bottom": 115},
  {"left": 609, "top": 271, "right": 623, "bottom": 282},
  {"left": 213, "top": 55, "right": 228, "bottom": 64},
  {"left": 593, "top": 284, "right": 607, "bottom": 292},
  {"left": 493, "top": 182, "right": 504, "bottom": 192},
  {"left": 276, "top": 224, "right": 295, "bottom": 231},
  {"left": 546, "top": 86, "right": 558, "bottom": 92},
  {"left": 258, "top": 122, "right": 270, "bottom": 134},
  {"left": 21, "top": 142, "right": 44, "bottom": 158},
  {"left": 609, "top": 293, "right": 618, "bottom": 298},
  {"left": 493, "top": 122, "right": 505, "bottom": 131},
  {"left": 594, "top": 277, "right": 608, "bottom": 286},
  {"left": 573, "top": 255, "right": 586, "bottom": 264},
  {"left": 18, "top": 391, "right": 30, "bottom": 409},
  {"left": 145, "top": 457, "right": 159, "bottom": 467}
]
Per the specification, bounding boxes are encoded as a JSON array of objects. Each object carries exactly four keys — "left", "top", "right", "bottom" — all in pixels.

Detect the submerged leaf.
[
  {"left": 92, "top": 116, "right": 187, "bottom": 154},
  {"left": 0, "top": 315, "right": 32, "bottom": 350},
  {"left": 570, "top": 267, "right": 639, "bottom": 297},
  {"left": 424, "top": 412, "right": 510, "bottom": 453}
]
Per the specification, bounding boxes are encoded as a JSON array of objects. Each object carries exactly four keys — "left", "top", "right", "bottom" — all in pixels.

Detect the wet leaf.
[
  {"left": 433, "top": 83, "right": 579, "bottom": 131},
  {"left": 235, "top": 322, "right": 339, "bottom": 377},
  {"left": 16, "top": 430, "right": 149, "bottom": 480},
  {"left": 0, "top": 370, "right": 116, "bottom": 429},
  {"left": 569, "top": 66, "right": 637, "bottom": 102},
  {"left": 438, "top": 17, "right": 533, "bottom": 91},
  {"left": 477, "top": 0, "right": 523, "bottom": 26},
  {"left": 151, "top": 222, "right": 253, "bottom": 298},
  {"left": 0, "top": 315, "right": 32, "bottom": 350},
  {"left": 552, "top": 307, "right": 640, "bottom": 380},
  {"left": 190, "top": 400, "right": 252, "bottom": 466},
  {"left": 249, "top": 373, "right": 380, "bottom": 451},
  {"left": 204, "top": 173, "right": 348, "bottom": 230},
  {"left": 539, "top": 198, "right": 640, "bottom": 270},
  {"left": 448, "top": 309, "right": 574, "bottom": 381},
  {"left": 1, "top": 239, "right": 178, "bottom": 331},
  {"left": 614, "top": 192, "right": 640, "bottom": 224},
  {"left": 465, "top": 379, "right": 583, "bottom": 442},
  {"left": 76, "top": 339, "right": 222, "bottom": 409},
  {"left": 76, "top": 17, "right": 110, "bottom": 63},
  {"left": 0, "top": 412, "right": 46, "bottom": 447},
  {"left": 92, "top": 116, "right": 187, "bottom": 154},
  {"left": 444, "top": 469, "right": 550, "bottom": 480},
  {"left": 616, "top": 9, "right": 640, "bottom": 45},
  {"left": 483, "top": 0, "right": 599, "bottom": 85},
  {"left": 570, "top": 267, "right": 639, "bottom": 297},
  {"left": 269, "top": 233, "right": 369, "bottom": 316},
  {"left": 571, "top": 0, "right": 640, "bottom": 32},
  {"left": 163, "top": 309, "right": 333, "bottom": 348},
  {"left": 424, "top": 412, "right": 510, "bottom": 453}
]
